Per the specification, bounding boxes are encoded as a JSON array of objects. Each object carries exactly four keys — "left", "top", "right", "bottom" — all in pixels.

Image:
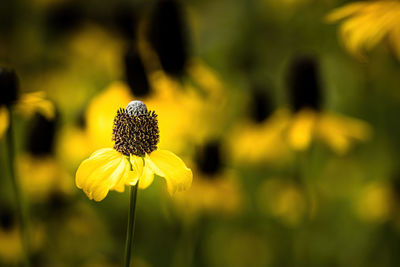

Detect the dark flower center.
[
  {"left": 0, "top": 67, "right": 19, "bottom": 107},
  {"left": 251, "top": 88, "right": 273, "bottom": 123},
  {"left": 148, "top": 0, "right": 189, "bottom": 77},
  {"left": 27, "top": 113, "right": 57, "bottom": 156},
  {"left": 124, "top": 45, "right": 151, "bottom": 97},
  {"left": 196, "top": 141, "right": 222, "bottom": 178},
  {"left": 287, "top": 56, "right": 322, "bottom": 112},
  {"left": 0, "top": 208, "right": 15, "bottom": 231},
  {"left": 112, "top": 101, "right": 159, "bottom": 156}
]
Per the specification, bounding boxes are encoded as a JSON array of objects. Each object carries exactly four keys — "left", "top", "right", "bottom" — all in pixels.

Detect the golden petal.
[{"left": 146, "top": 150, "right": 192, "bottom": 195}]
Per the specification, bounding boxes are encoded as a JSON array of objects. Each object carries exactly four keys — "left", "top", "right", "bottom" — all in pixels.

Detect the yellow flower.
[
  {"left": 257, "top": 177, "right": 306, "bottom": 227},
  {"left": 0, "top": 209, "right": 22, "bottom": 264},
  {"left": 14, "top": 91, "right": 55, "bottom": 121},
  {"left": 286, "top": 56, "right": 372, "bottom": 154},
  {"left": 0, "top": 209, "right": 44, "bottom": 264},
  {"left": 86, "top": 81, "right": 132, "bottom": 150},
  {"left": 174, "top": 169, "right": 242, "bottom": 220},
  {"left": 326, "top": 1, "right": 400, "bottom": 60},
  {"left": 229, "top": 108, "right": 292, "bottom": 164},
  {"left": 173, "top": 142, "right": 242, "bottom": 221},
  {"left": 355, "top": 181, "right": 393, "bottom": 223},
  {"left": 287, "top": 108, "right": 372, "bottom": 154},
  {"left": 17, "top": 154, "right": 73, "bottom": 202},
  {"left": 0, "top": 67, "right": 55, "bottom": 139},
  {"left": 76, "top": 101, "right": 192, "bottom": 201}
]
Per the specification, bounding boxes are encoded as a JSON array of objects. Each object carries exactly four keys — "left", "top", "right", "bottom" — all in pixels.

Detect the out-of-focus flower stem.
[
  {"left": 124, "top": 183, "right": 139, "bottom": 267},
  {"left": 6, "top": 110, "right": 30, "bottom": 267}
]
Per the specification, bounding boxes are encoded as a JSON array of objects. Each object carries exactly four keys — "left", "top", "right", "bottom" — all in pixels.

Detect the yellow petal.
[
  {"left": 75, "top": 148, "right": 130, "bottom": 201},
  {"left": 325, "top": 2, "right": 366, "bottom": 23},
  {"left": 138, "top": 164, "right": 155, "bottom": 189},
  {"left": 15, "top": 91, "right": 55, "bottom": 120},
  {"left": 288, "top": 109, "right": 317, "bottom": 151},
  {"left": 0, "top": 106, "right": 9, "bottom": 140},
  {"left": 128, "top": 155, "right": 144, "bottom": 185},
  {"left": 146, "top": 150, "right": 192, "bottom": 195},
  {"left": 316, "top": 112, "right": 372, "bottom": 155}
]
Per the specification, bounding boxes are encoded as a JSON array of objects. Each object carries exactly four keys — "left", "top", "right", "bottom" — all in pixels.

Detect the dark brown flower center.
[
  {"left": 0, "top": 67, "right": 19, "bottom": 107},
  {"left": 112, "top": 102, "right": 159, "bottom": 157}
]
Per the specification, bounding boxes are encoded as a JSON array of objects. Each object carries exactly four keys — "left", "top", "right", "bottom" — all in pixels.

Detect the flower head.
[
  {"left": 113, "top": 101, "right": 159, "bottom": 157},
  {"left": 76, "top": 100, "right": 192, "bottom": 201}
]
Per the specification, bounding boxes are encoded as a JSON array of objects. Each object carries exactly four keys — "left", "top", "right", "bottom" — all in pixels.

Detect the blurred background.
[{"left": 1, "top": 0, "right": 400, "bottom": 266}]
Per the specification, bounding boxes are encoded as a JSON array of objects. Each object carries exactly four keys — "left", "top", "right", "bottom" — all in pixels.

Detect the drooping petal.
[
  {"left": 316, "top": 112, "right": 372, "bottom": 155},
  {"left": 138, "top": 164, "right": 155, "bottom": 189},
  {"left": 0, "top": 106, "right": 9, "bottom": 140},
  {"left": 75, "top": 148, "right": 131, "bottom": 201},
  {"left": 145, "top": 150, "right": 192, "bottom": 195},
  {"left": 128, "top": 155, "right": 144, "bottom": 185},
  {"left": 325, "top": 2, "right": 366, "bottom": 22},
  {"left": 288, "top": 109, "right": 317, "bottom": 151}
]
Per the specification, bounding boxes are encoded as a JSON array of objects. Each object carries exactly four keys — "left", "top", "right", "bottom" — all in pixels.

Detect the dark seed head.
[
  {"left": 196, "top": 141, "right": 222, "bottom": 178},
  {"left": 148, "top": 0, "right": 189, "bottom": 77},
  {"left": 0, "top": 208, "right": 15, "bottom": 231},
  {"left": 27, "top": 113, "right": 57, "bottom": 156},
  {"left": 287, "top": 56, "right": 322, "bottom": 112},
  {"left": 250, "top": 87, "right": 274, "bottom": 123},
  {"left": 112, "top": 101, "right": 159, "bottom": 156},
  {"left": 124, "top": 45, "right": 151, "bottom": 97},
  {"left": 0, "top": 67, "right": 19, "bottom": 107}
]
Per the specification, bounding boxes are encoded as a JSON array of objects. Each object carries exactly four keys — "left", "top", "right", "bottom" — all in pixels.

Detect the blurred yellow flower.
[
  {"left": 286, "top": 56, "right": 372, "bottom": 154},
  {"left": 326, "top": 1, "right": 400, "bottom": 60},
  {"left": 76, "top": 101, "right": 192, "bottom": 201},
  {"left": 14, "top": 91, "right": 55, "bottom": 121},
  {"left": 0, "top": 67, "right": 55, "bottom": 139},
  {"left": 0, "top": 210, "right": 22, "bottom": 264},
  {"left": 174, "top": 170, "right": 242, "bottom": 220},
  {"left": 56, "top": 126, "right": 93, "bottom": 169},
  {"left": 17, "top": 154, "right": 73, "bottom": 202},
  {"left": 257, "top": 178, "right": 306, "bottom": 226},
  {"left": 86, "top": 81, "right": 132, "bottom": 150},
  {"left": 173, "top": 142, "right": 242, "bottom": 221},
  {"left": 0, "top": 210, "right": 44, "bottom": 265},
  {"left": 287, "top": 108, "right": 372, "bottom": 154},
  {"left": 229, "top": 108, "right": 291, "bottom": 164},
  {"left": 355, "top": 181, "right": 393, "bottom": 223},
  {"left": 16, "top": 113, "right": 73, "bottom": 201}
]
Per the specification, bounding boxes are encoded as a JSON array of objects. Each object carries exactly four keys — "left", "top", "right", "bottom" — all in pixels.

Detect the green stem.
[
  {"left": 123, "top": 184, "right": 139, "bottom": 267},
  {"left": 6, "top": 110, "right": 30, "bottom": 267}
]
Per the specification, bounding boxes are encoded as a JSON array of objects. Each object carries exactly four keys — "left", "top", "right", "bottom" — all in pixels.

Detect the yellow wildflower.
[
  {"left": 76, "top": 101, "right": 192, "bottom": 201},
  {"left": 0, "top": 67, "right": 54, "bottom": 139},
  {"left": 355, "top": 181, "right": 393, "bottom": 223},
  {"left": 287, "top": 108, "right": 371, "bottom": 154},
  {"left": 326, "top": 1, "right": 400, "bottom": 60},
  {"left": 173, "top": 141, "right": 242, "bottom": 221},
  {"left": 286, "top": 56, "right": 371, "bottom": 154}
]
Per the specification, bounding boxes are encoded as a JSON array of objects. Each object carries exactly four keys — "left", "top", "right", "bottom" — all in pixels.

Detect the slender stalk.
[
  {"left": 6, "top": 110, "right": 30, "bottom": 267},
  {"left": 123, "top": 184, "right": 139, "bottom": 267}
]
